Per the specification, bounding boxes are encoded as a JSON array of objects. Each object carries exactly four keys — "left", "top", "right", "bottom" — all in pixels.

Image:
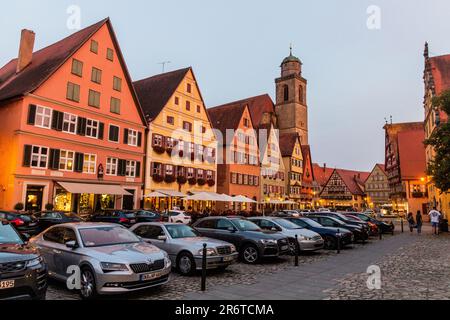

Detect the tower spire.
[
  {"left": 424, "top": 42, "right": 429, "bottom": 60},
  {"left": 290, "top": 43, "right": 293, "bottom": 56}
]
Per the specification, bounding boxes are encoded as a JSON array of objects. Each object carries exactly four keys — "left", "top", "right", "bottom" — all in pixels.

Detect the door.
[
  {"left": 123, "top": 189, "right": 135, "bottom": 210},
  {"left": 39, "top": 227, "right": 66, "bottom": 279},
  {"left": 25, "top": 185, "right": 44, "bottom": 212},
  {"left": 214, "top": 219, "right": 238, "bottom": 244},
  {"left": 59, "top": 227, "right": 82, "bottom": 281}
]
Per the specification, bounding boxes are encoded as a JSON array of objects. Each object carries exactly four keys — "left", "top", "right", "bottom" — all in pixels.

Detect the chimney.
[
  {"left": 323, "top": 163, "right": 327, "bottom": 172},
  {"left": 16, "top": 29, "right": 35, "bottom": 73}
]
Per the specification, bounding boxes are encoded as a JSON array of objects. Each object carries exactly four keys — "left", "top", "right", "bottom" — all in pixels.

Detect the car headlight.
[
  {"left": 100, "top": 262, "right": 129, "bottom": 272},
  {"left": 26, "top": 256, "right": 43, "bottom": 267},
  {"left": 164, "top": 256, "right": 172, "bottom": 268},
  {"left": 260, "top": 239, "right": 277, "bottom": 245},
  {"left": 197, "top": 248, "right": 217, "bottom": 256},
  {"left": 230, "top": 245, "right": 237, "bottom": 253}
]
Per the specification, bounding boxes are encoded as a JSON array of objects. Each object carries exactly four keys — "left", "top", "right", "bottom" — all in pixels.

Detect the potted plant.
[
  {"left": 14, "top": 202, "right": 24, "bottom": 213},
  {"left": 188, "top": 178, "right": 197, "bottom": 185},
  {"left": 45, "top": 203, "right": 54, "bottom": 211},
  {"left": 153, "top": 145, "right": 166, "bottom": 154},
  {"left": 177, "top": 176, "right": 187, "bottom": 185},
  {"left": 197, "top": 178, "right": 206, "bottom": 186},
  {"left": 152, "top": 174, "right": 164, "bottom": 183},
  {"left": 207, "top": 179, "right": 216, "bottom": 187},
  {"left": 164, "top": 175, "right": 176, "bottom": 183}
]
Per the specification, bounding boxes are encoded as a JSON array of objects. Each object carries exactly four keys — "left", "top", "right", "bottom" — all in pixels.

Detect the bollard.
[
  {"left": 201, "top": 243, "right": 207, "bottom": 292},
  {"left": 401, "top": 218, "right": 404, "bottom": 233},
  {"left": 336, "top": 229, "right": 341, "bottom": 254},
  {"left": 294, "top": 235, "right": 299, "bottom": 267},
  {"left": 379, "top": 226, "right": 382, "bottom": 240},
  {"left": 391, "top": 222, "right": 395, "bottom": 236}
]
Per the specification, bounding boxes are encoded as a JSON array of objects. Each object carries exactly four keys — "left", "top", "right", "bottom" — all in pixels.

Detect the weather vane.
[{"left": 158, "top": 61, "right": 171, "bottom": 73}]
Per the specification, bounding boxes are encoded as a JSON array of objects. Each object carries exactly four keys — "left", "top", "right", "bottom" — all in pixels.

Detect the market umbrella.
[
  {"left": 232, "top": 195, "right": 257, "bottom": 203},
  {"left": 144, "top": 191, "right": 169, "bottom": 198}
]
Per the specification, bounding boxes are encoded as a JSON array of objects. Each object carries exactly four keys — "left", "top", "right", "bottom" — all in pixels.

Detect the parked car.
[
  {"left": 134, "top": 210, "right": 162, "bottom": 223},
  {"left": 307, "top": 215, "right": 368, "bottom": 242},
  {"left": 34, "top": 211, "right": 83, "bottom": 233},
  {"left": 130, "top": 222, "right": 238, "bottom": 275},
  {"left": 192, "top": 217, "right": 290, "bottom": 264},
  {"left": 0, "top": 220, "right": 47, "bottom": 300},
  {"left": 90, "top": 210, "right": 137, "bottom": 228},
  {"left": 318, "top": 208, "right": 331, "bottom": 213},
  {"left": 30, "top": 223, "right": 171, "bottom": 299},
  {"left": 272, "top": 210, "right": 301, "bottom": 218},
  {"left": 0, "top": 211, "right": 40, "bottom": 235},
  {"left": 349, "top": 213, "right": 395, "bottom": 234},
  {"left": 162, "top": 210, "right": 192, "bottom": 224},
  {"left": 310, "top": 212, "right": 370, "bottom": 234},
  {"left": 285, "top": 217, "right": 354, "bottom": 249},
  {"left": 248, "top": 217, "right": 324, "bottom": 253},
  {"left": 344, "top": 214, "right": 379, "bottom": 235}
]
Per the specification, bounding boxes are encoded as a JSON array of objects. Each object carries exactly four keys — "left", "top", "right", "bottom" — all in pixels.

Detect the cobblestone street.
[{"left": 46, "top": 224, "right": 450, "bottom": 300}]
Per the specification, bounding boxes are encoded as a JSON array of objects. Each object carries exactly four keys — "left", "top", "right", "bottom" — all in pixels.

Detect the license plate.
[
  {"left": 222, "top": 256, "right": 234, "bottom": 262},
  {"left": 281, "top": 245, "right": 289, "bottom": 251},
  {"left": 130, "top": 220, "right": 136, "bottom": 224},
  {"left": 0, "top": 280, "right": 15, "bottom": 289},
  {"left": 141, "top": 271, "right": 162, "bottom": 281}
]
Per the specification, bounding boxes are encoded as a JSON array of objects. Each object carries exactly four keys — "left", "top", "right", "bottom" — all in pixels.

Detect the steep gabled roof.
[
  {"left": 0, "top": 19, "right": 108, "bottom": 102},
  {"left": 301, "top": 145, "right": 315, "bottom": 183},
  {"left": 207, "top": 103, "right": 247, "bottom": 139},
  {"left": 397, "top": 129, "right": 426, "bottom": 179},
  {"left": 336, "top": 169, "right": 370, "bottom": 195},
  {"left": 279, "top": 132, "right": 300, "bottom": 157},
  {"left": 133, "top": 67, "right": 190, "bottom": 121},
  {"left": 429, "top": 54, "right": 450, "bottom": 95},
  {"left": 312, "top": 163, "right": 334, "bottom": 187}
]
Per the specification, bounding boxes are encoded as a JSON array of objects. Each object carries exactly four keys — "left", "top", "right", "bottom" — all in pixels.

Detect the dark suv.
[
  {"left": 0, "top": 220, "right": 47, "bottom": 300},
  {"left": 192, "top": 217, "right": 290, "bottom": 264},
  {"left": 0, "top": 211, "right": 40, "bottom": 236},
  {"left": 90, "top": 210, "right": 137, "bottom": 228}
]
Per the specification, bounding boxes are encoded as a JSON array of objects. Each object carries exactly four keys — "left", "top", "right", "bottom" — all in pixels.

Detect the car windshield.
[
  {"left": 137, "top": 211, "right": 156, "bottom": 217},
  {"left": 166, "top": 224, "right": 199, "bottom": 239},
  {"left": 64, "top": 213, "right": 82, "bottom": 219},
  {"left": 274, "top": 218, "right": 302, "bottom": 229},
  {"left": 302, "top": 218, "right": 323, "bottom": 228},
  {"left": 232, "top": 219, "right": 261, "bottom": 231},
  {"left": 0, "top": 223, "right": 24, "bottom": 245},
  {"left": 358, "top": 215, "right": 370, "bottom": 221},
  {"left": 79, "top": 226, "right": 140, "bottom": 247},
  {"left": 125, "top": 213, "right": 136, "bottom": 218}
]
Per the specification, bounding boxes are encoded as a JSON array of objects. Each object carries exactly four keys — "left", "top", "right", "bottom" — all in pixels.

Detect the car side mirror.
[
  {"left": 157, "top": 235, "right": 167, "bottom": 241},
  {"left": 228, "top": 227, "right": 236, "bottom": 233},
  {"left": 21, "top": 233, "right": 31, "bottom": 242},
  {"left": 65, "top": 240, "right": 78, "bottom": 249}
]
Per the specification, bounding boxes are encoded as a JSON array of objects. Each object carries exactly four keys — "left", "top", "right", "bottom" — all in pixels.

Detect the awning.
[
  {"left": 155, "top": 189, "right": 186, "bottom": 197},
  {"left": 144, "top": 191, "right": 169, "bottom": 198},
  {"left": 184, "top": 192, "right": 218, "bottom": 201},
  {"left": 58, "top": 182, "right": 132, "bottom": 196},
  {"left": 232, "top": 195, "right": 257, "bottom": 203}
]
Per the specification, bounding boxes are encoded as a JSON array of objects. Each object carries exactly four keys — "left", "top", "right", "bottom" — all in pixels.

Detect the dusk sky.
[{"left": 2, "top": 0, "right": 450, "bottom": 171}]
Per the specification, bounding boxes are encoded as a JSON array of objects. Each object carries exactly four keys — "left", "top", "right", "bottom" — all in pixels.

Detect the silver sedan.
[
  {"left": 130, "top": 222, "right": 239, "bottom": 276},
  {"left": 30, "top": 223, "right": 172, "bottom": 299}
]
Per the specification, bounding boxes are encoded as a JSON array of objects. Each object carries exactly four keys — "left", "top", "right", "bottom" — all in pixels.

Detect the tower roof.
[{"left": 281, "top": 46, "right": 302, "bottom": 66}]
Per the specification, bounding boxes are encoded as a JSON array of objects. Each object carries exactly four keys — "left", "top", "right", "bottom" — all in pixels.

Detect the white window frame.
[
  {"left": 127, "top": 129, "right": 138, "bottom": 146},
  {"left": 165, "top": 164, "right": 174, "bottom": 176},
  {"left": 35, "top": 106, "right": 52, "bottom": 129},
  {"left": 31, "top": 145, "right": 49, "bottom": 169},
  {"left": 86, "top": 119, "right": 99, "bottom": 139},
  {"left": 126, "top": 160, "right": 137, "bottom": 178},
  {"left": 106, "top": 157, "right": 118, "bottom": 176},
  {"left": 62, "top": 113, "right": 77, "bottom": 134},
  {"left": 83, "top": 153, "right": 96, "bottom": 174},
  {"left": 59, "top": 150, "right": 75, "bottom": 171}
]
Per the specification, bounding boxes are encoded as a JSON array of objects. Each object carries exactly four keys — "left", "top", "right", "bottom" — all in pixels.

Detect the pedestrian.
[
  {"left": 416, "top": 210, "right": 423, "bottom": 234},
  {"left": 407, "top": 212, "right": 415, "bottom": 232},
  {"left": 428, "top": 207, "right": 442, "bottom": 235}
]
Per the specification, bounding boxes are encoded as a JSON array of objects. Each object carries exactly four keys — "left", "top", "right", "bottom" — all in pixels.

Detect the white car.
[
  {"left": 318, "top": 208, "right": 331, "bottom": 213},
  {"left": 166, "top": 210, "right": 192, "bottom": 224}
]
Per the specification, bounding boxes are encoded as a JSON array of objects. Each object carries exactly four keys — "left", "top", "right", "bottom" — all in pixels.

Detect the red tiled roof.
[
  {"left": 279, "top": 132, "right": 300, "bottom": 157},
  {"left": 0, "top": 18, "right": 108, "bottom": 102},
  {"left": 397, "top": 129, "right": 426, "bottom": 179},
  {"left": 376, "top": 163, "right": 386, "bottom": 172},
  {"left": 312, "top": 163, "right": 334, "bottom": 187},
  {"left": 133, "top": 68, "right": 190, "bottom": 121},
  {"left": 429, "top": 54, "right": 450, "bottom": 95},
  {"left": 301, "top": 145, "right": 315, "bottom": 183},
  {"left": 336, "top": 169, "right": 370, "bottom": 195},
  {"left": 207, "top": 103, "right": 247, "bottom": 140}
]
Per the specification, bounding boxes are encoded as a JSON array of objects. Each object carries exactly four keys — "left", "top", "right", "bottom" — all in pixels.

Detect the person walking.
[
  {"left": 416, "top": 210, "right": 423, "bottom": 234},
  {"left": 407, "top": 212, "right": 415, "bottom": 232},
  {"left": 428, "top": 207, "right": 442, "bottom": 235}
]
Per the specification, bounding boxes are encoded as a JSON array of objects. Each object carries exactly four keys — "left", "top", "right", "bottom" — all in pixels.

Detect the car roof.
[{"left": 47, "top": 222, "right": 122, "bottom": 229}]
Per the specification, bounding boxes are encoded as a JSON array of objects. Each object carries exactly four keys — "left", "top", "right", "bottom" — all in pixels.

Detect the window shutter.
[
  {"left": 98, "top": 122, "right": 105, "bottom": 140},
  {"left": 74, "top": 153, "right": 84, "bottom": 172},
  {"left": 57, "top": 112, "right": 64, "bottom": 131},
  {"left": 161, "top": 164, "right": 166, "bottom": 177},
  {"left": 23, "top": 145, "right": 32, "bottom": 167},
  {"left": 27, "top": 105, "right": 37, "bottom": 125},
  {"left": 49, "top": 149, "right": 60, "bottom": 170},
  {"left": 118, "top": 159, "right": 126, "bottom": 176},
  {"left": 135, "top": 161, "right": 141, "bottom": 178},
  {"left": 123, "top": 129, "right": 129, "bottom": 144},
  {"left": 52, "top": 111, "right": 63, "bottom": 131},
  {"left": 77, "top": 117, "right": 86, "bottom": 136},
  {"left": 137, "top": 132, "right": 143, "bottom": 147}
]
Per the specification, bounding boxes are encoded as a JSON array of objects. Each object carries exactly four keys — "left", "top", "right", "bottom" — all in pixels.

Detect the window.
[
  {"left": 88, "top": 90, "right": 101, "bottom": 108},
  {"left": 110, "top": 97, "right": 121, "bottom": 114},
  {"left": 109, "top": 125, "right": 120, "bottom": 142},
  {"left": 165, "top": 164, "right": 174, "bottom": 176},
  {"left": 66, "top": 82, "right": 80, "bottom": 102},
  {"left": 187, "top": 83, "right": 192, "bottom": 93},
  {"left": 186, "top": 101, "right": 191, "bottom": 111},
  {"left": 197, "top": 105, "right": 201, "bottom": 113},
  {"left": 183, "top": 121, "right": 192, "bottom": 132},
  {"left": 127, "top": 129, "right": 138, "bottom": 146},
  {"left": 106, "top": 158, "right": 118, "bottom": 176},
  {"left": 126, "top": 161, "right": 137, "bottom": 178},
  {"left": 90, "top": 40, "right": 98, "bottom": 54},
  {"left": 231, "top": 173, "right": 237, "bottom": 184},
  {"left": 71, "top": 59, "right": 83, "bottom": 77},
  {"left": 106, "top": 48, "right": 114, "bottom": 61},
  {"left": 91, "top": 67, "right": 102, "bottom": 84},
  {"left": 31, "top": 146, "right": 48, "bottom": 168},
  {"left": 238, "top": 174, "right": 243, "bottom": 185},
  {"left": 83, "top": 154, "right": 96, "bottom": 174},
  {"left": 35, "top": 106, "right": 52, "bottom": 129},
  {"left": 62, "top": 113, "right": 77, "bottom": 134},
  {"left": 152, "top": 163, "right": 162, "bottom": 176},
  {"left": 86, "top": 119, "right": 99, "bottom": 138},
  {"left": 175, "top": 97, "right": 180, "bottom": 105},
  {"left": 152, "top": 134, "right": 163, "bottom": 147},
  {"left": 206, "top": 171, "right": 213, "bottom": 180},
  {"left": 197, "top": 169, "right": 204, "bottom": 179},
  {"left": 283, "top": 85, "right": 289, "bottom": 101},
  {"left": 187, "top": 168, "right": 195, "bottom": 178},
  {"left": 167, "top": 116, "right": 175, "bottom": 125},
  {"left": 243, "top": 118, "right": 250, "bottom": 128},
  {"left": 243, "top": 175, "right": 249, "bottom": 185},
  {"left": 113, "top": 76, "right": 122, "bottom": 92},
  {"left": 299, "top": 86, "right": 304, "bottom": 104},
  {"left": 59, "top": 150, "right": 74, "bottom": 171}
]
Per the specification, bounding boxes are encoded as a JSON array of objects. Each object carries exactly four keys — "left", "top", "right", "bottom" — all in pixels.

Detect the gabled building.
[
  {"left": 423, "top": 43, "right": 450, "bottom": 218},
  {"left": 301, "top": 145, "right": 316, "bottom": 208},
  {"left": 319, "top": 168, "right": 369, "bottom": 211},
  {"left": 134, "top": 68, "right": 217, "bottom": 210},
  {"left": 207, "top": 104, "right": 260, "bottom": 211},
  {"left": 0, "top": 18, "right": 147, "bottom": 213},
  {"left": 384, "top": 122, "right": 428, "bottom": 215},
  {"left": 365, "top": 164, "right": 390, "bottom": 210},
  {"left": 280, "top": 133, "right": 303, "bottom": 205}
]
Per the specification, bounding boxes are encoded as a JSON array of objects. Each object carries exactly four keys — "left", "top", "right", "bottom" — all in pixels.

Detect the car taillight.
[
  {"left": 119, "top": 218, "right": 130, "bottom": 224},
  {"left": 11, "top": 218, "right": 25, "bottom": 226}
]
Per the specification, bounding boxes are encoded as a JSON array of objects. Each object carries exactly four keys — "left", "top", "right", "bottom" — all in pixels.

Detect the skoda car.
[{"left": 30, "top": 223, "right": 171, "bottom": 299}]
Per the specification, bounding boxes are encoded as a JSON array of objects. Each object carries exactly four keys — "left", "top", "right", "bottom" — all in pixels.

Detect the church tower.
[{"left": 275, "top": 47, "right": 309, "bottom": 145}]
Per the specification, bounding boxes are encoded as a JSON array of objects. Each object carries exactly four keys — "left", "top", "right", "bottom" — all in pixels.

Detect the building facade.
[
  {"left": 423, "top": 43, "right": 450, "bottom": 219},
  {"left": 134, "top": 68, "right": 217, "bottom": 211},
  {"left": 280, "top": 133, "right": 303, "bottom": 206},
  {"left": 365, "top": 164, "right": 390, "bottom": 210},
  {"left": 0, "top": 19, "right": 146, "bottom": 213}
]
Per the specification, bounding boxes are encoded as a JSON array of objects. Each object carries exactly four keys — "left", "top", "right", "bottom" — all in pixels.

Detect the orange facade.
[{"left": 0, "top": 20, "right": 146, "bottom": 213}]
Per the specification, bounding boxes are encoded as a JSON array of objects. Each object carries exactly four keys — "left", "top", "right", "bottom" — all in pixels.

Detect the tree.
[{"left": 424, "top": 89, "right": 450, "bottom": 193}]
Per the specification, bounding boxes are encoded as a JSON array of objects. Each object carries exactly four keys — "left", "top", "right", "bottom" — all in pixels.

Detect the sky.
[{"left": 2, "top": 0, "right": 450, "bottom": 172}]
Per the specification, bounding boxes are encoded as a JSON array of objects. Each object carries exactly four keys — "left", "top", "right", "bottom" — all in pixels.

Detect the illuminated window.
[
  {"left": 59, "top": 150, "right": 75, "bottom": 171},
  {"left": 106, "top": 158, "right": 118, "bottom": 176},
  {"left": 83, "top": 154, "right": 96, "bottom": 174},
  {"left": 31, "top": 146, "right": 48, "bottom": 169},
  {"left": 62, "top": 113, "right": 77, "bottom": 134}
]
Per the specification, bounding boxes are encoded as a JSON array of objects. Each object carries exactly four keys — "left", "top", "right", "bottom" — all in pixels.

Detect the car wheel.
[
  {"left": 176, "top": 221, "right": 183, "bottom": 224},
  {"left": 177, "top": 252, "right": 196, "bottom": 276},
  {"left": 80, "top": 267, "right": 97, "bottom": 300},
  {"left": 241, "top": 244, "right": 259, "bottom": 264},
  {"left": 324, "top": 236, "right": 337, "bottom": 250}
]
